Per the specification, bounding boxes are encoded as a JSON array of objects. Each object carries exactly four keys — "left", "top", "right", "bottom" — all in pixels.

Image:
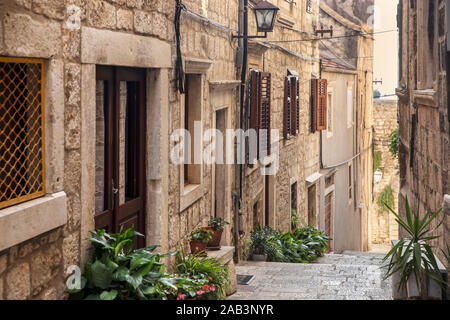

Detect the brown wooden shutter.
[
  {"left": 311, "top": 79, "right": 318, "bottom": 133},
  {"left": 248, "top": 69, "right": 260, "bottom": 166},
  {"left": 259, "top": 72, "right": 271, "bottom": 156},
  {"left": 283, "top": 76, "right": 291, "bottom": 139},
  {"left": 311, "top": 78, "right": 327, "bottom": 131},
  {"left": 316, "top": 79, "right": 327, "bottom": 131},
  {"left": 250, "top": 70, "right": 260, "bottom": 132},
  {"left": 290, "top": 77, "right": 298, "bottom": 135}
]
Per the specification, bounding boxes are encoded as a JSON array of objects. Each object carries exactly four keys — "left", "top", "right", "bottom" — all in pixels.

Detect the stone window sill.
[
  {"left": 0, "top": 192, "right": 67, "bottom": 251},
  {"left": 180, "top": 184, "right": 207, "bottom": 212}
]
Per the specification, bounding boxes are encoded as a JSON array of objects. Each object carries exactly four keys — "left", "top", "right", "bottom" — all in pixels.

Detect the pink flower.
[
  {"left": 210, "top": 285, "right": 216, "bottom": 292},
  {"left": 208, "top": 276, "right": 213, "bottom": 281},
  {"left": 177, "top": 293, "right": 186, "bottom": 300},
  {"left": 203, "top": 284, "right": 210, "bottom": 291},
  {"left": 196, "top": 290, "right": 205, "bottom": 296}
]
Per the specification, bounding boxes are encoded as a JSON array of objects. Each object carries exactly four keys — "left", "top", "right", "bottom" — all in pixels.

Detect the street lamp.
[
  {"left": 233, "top": 0, "right": 280, "bottom": 39},
  {"left": 254, "top": 1, "right": 280, "bottom": 33}
]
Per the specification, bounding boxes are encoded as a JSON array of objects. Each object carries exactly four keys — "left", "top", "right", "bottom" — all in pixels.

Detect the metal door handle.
[{"left": 111, "top": 179, "right": 118, "bottom": 210}]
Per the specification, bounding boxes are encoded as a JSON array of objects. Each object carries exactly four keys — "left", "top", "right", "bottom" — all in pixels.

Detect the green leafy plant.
[
  {"left": 382, "top": 198, "right": 445, "bottom": 297},
  {"left": 66, "top": 227, "right": 193, "bottom": 300},
  {"left": 208, "top": 217, "right": 230, "bottom": 231},
  {"left": 189, "top": 228, "right": 213, "bottom": 244},
  {"left": 374, "top": 150, "right": 382, "bottom": 171},
  {"left": 294, "top": 226, "right": 332, "bottom": 258},
  {"left": 248, "top": 226, "right": 277, "bottom": 256},
  {"left": 291, "top": 209, "right": 300, "bottom": 230},
  {"left": 389, "top": 128, "right": 399, "bottom": 158},
  {"left": 249, "top": 226, "right": 331, "bottom": 264},
  {"left": 175, "top": 248, "right": 229, "bottom": 300},
  {"left": 377, "top": 185, "right": 395, "bottom": 214}
]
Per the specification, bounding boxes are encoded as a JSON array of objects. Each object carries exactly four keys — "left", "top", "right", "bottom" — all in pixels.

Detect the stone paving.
[{"left": 229, "top": 251, "right": 392, "bottom": 300}]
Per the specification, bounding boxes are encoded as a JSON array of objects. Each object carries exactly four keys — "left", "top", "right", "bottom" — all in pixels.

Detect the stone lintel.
[
  {"left": 81, "top": 27, "right": 171, "bottom": 68},
  {"left": 209, "top": 80, "right": 241, "bottom": 91},
  {"left": 184, "top": 57, "right": 213, "bottom": 74}
]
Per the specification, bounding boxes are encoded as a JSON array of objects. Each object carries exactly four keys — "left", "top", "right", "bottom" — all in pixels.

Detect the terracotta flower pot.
[
  {"left": 190, "top": 240, "right": 208, "bottom": 256},
  {"left": 207, "top": 228, "right": 223, "bottom": 249}
]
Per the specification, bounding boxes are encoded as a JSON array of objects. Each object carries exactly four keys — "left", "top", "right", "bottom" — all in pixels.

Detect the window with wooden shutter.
[
  {"left": 248, "top": 70, "right": 272, "bottom": 162},
  {"left": 284, "top": 76, "right": 300, "bottom": 139},
  {"left": 259, "top": 72, "right": 271, "bottom": 157},
  {"left": 311, "top": 78, "right": 327, "bottom": 132},
  {"left": 283, "top": 77, "right": 291, "bottom": 139}
]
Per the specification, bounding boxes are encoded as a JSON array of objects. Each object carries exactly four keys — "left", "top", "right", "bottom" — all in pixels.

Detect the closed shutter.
[
  {"left": 248, "top": 69, "right": 260, "bottom": 166},
  {"left": 311, "top": 78, "right": 327, "bottom": 131},
  {"left": 290, "top": 77, "right": 299, "bottom": 135},
  {"left": 250, "top": 70, "right": 260, "bottom": 132},
  {"left": 317, "top": 79, "right": 327, "bottom": 130},
  {"left": 311, "top": 79, "right": 317, "bottom": 133},
  {"left": 259, "top": 72, "right": 271, "bottom": 156},
  {"left": 283, "top": 76, "right": 291, "bottom": 139},
  {"left": 284, "top": 76, "right": 300, "bottom": 138}
]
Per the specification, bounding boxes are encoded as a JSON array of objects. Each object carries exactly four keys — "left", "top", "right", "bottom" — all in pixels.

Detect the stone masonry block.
[
  {"left": 86, "top": 0, "right": 116, "bottom": 29},
  {"left": 3, "top": 12, "right": 62, "bottom": 58},
  {"left": 30, "top": 243, "right": 62, "bottom": 296},
  {"left": 32, "top": 0, "right": 65, "bottom": 20},
  {"left": 6, "top": 262, "right": 30, "bottom": 300},
  {"left": 117, "top": 8, "right": 133, "bottom": 30}
]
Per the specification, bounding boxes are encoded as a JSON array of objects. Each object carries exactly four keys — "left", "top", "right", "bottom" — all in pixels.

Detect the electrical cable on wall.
[{"left": 175, "top": 0, "right": 186, "bottom": 94}]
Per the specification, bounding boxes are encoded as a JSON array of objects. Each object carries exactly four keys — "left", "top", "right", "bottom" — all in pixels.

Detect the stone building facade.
[
  {"left": 370, "top": 99, "right": 399, "bottom": 247},
  {"left": 396, "top": 0, "right": 449, "bottom": 265},
  {"left": 0, "top": 0, "right": 332, "bottom": 300},
  {"left": 318, "top": 0, "right": 375, "bottom": 252}
]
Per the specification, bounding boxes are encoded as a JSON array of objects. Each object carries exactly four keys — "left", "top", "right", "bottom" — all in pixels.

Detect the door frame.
[{"left": 95, "top": 65, "right": 146, "bottom": 248}]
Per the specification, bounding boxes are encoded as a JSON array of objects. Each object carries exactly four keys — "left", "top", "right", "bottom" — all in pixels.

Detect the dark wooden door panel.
[{"left": 95, "top": 66, "right": 146, "bottom": 248}]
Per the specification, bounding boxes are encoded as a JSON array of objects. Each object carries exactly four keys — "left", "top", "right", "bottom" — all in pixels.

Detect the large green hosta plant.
[
  {"left": 67, "top": 228, "right": 186, "bottom": 300},
  {"left": 382, "top": 198, "right": 445, "bottom": 298}
]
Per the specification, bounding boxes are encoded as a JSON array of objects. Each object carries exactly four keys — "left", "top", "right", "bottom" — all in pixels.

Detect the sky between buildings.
[{"left": 373, "top": 0, "right": 399, "bottom": 99}]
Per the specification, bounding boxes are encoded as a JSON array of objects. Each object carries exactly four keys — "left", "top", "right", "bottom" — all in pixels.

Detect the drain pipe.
[{"left": 233, "top": 0, "right": 248, "bottom": 263}]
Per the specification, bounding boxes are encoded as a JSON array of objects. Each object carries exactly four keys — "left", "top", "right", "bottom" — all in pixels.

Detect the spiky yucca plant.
[{"left": 383, "top": 198, "right": 445, "bottom": 297}]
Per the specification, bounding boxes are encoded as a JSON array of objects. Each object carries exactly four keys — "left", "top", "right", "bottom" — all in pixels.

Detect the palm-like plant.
[{"left": 382, "top": 198, "right": 445, "bottom": 297}]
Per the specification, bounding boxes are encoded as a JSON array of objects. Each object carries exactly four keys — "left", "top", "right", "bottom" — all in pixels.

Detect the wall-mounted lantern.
[
  {"left": 233, "top": 0, "right": 279, "bottom": 39},
  {"left": 254, "top": 1, "right": 280, "bottom": 33}
]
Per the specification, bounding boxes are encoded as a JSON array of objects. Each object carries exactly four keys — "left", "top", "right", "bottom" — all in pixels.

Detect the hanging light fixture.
[{"left": 253, "top": 1, "right": 280, "bottom": 33}]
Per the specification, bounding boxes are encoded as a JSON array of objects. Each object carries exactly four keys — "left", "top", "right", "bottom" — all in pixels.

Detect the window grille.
[{"left": 0, "top": 57, "right": 45, "bottom": 209}]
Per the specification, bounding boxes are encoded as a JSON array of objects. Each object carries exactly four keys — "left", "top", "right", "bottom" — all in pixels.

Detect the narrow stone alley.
[{"left": 230, "top": 252, "right": 392, "bottom": 300}]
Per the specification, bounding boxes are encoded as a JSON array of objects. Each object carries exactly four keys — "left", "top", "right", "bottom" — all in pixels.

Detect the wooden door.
[
  {"left": 95, "top": 66, "right": 146, "bottom": 248},
  {"left": 307, "top": 184, "right": 316, "bottom": 227},
  {"left": 325, "top": 192, "right": 334, "bottom": 253}
]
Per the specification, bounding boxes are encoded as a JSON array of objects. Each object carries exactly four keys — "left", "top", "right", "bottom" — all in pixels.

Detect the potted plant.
[
  {"left": 248, "top": 226, "right": 275, "bottom": 262},
  {"left": 189, "top": 228, "right": 213, "bottom": 256},
  {"left": 382, "top": 198, "right": 446, "bottom": 300},
  {"left": 206, "top": 217, "right": 230, "bottom": 249}
]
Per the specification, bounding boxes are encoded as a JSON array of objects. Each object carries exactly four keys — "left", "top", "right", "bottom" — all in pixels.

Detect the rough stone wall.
[
  {"left": 0, "top": 0, "right": 177, "bottom": 300},
  {"left": 371, "top": 99, "right": 399, "bottom": 245},
  {"left": 0, "top": 0, "right": 322, "bottom": 299},
  {"left": 397, "top": 0, "right": 449, "bottom": 266},
  {"left": 166, "top": 0, "right": 239, "bottom": 255}
]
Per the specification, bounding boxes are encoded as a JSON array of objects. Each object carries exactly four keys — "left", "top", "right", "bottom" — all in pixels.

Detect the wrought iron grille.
[{"left": 0, "top": 57, "right": 45, "bottom": 209}]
